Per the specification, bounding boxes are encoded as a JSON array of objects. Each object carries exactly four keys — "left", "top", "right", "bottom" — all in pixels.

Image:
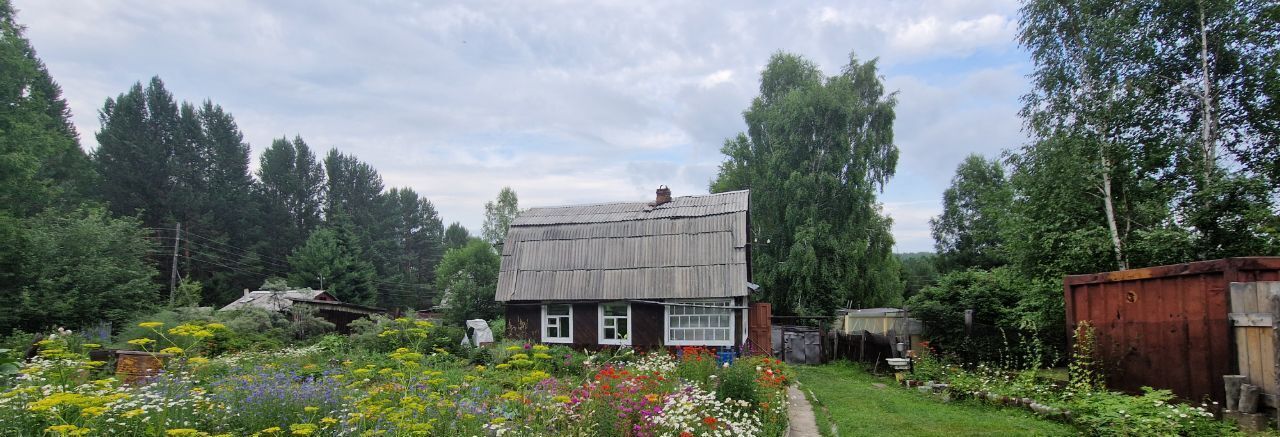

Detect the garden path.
[{"left": 786, "top": 385, "right": 820, "bottom": 436}]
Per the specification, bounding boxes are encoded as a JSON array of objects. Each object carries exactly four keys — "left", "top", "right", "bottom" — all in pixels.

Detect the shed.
[
  {"left": 1064, "top": 257, "right": 1280, "bottom": 405},
  {"left": 496, "top": 186, "right": 752, "bottom": 349},
  {"left": 219, "top": 289, "right": 335, "bottom": 312},
  {"left": 219, "top": 289, "right": 386, "bottom": 333}
]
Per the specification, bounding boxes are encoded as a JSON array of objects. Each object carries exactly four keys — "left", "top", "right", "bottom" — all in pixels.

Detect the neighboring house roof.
[
  {"left": 218, "top": 289, "right": 331, "bottom": 312},
  {"left": 496, "top": 189, "right": 750, "bottom": 302},
  {"left": 288, "top": 298, "right": 385, "bottom": 315}
]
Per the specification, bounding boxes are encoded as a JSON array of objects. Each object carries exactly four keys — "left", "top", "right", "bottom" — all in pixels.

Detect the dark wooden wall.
[
  {"left": 631, "top": 301, "right": 665, "bottom": 349},
  {"left": 506, "top": 299, "right": 753, "bottom": 352},
  {"left": 1064, "top": 257, "right": 1280, "bottom": 405},
  {"left": 505, "top": 304, "right": 541, "bottom": 341}
]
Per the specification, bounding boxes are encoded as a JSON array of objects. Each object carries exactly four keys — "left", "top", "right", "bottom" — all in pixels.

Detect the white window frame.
[
  {"left": 541, "top": 303, "right": 573, "bottom": 344},
  {"left": 598, "top": 301, "right": 632, "bottom": 345},
  {"left": 663, "top": 298, "right": 735, "bottom": 346}
]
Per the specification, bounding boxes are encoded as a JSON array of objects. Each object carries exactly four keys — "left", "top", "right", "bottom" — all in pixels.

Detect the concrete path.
[{"left": 787, "top": 384, "right": 821, "bottom": 437}]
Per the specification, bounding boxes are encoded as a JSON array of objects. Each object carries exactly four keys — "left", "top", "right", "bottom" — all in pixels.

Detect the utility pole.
[{"left": 169, "top": 222, "right": 181, "bottom": 306}]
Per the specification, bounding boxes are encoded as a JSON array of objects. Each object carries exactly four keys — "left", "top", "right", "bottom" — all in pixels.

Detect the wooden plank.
[
  {"left": 1259, "top": 326, "right": 1269, "bottom": 392},
  {"left": 1231, "top": 282, "right": 1257, "bottom": 313},
  {"left": 1249, "top": 327, "right": 1265, "bottom": 388},
  {"left": 1272, "top": 291, "right": 1280, "bottom": 429},
  {"left": 1238, "top": 326, "right": 1254, "bottom": 386},
  {"left": 1231, "top": 313, "right": 1275, "bottom": 327}
]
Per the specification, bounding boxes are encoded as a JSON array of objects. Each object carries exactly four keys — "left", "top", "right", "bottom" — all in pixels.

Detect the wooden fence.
[{"left": 1229, "top": 282, "right": 1280, "bottom": 411}]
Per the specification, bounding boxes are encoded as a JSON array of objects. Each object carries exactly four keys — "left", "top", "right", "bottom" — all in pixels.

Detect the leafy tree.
[
  {"left": 481, "top": 187, "right": 519, "bottom": 246},
  {"left": 896, "top": 252, "right": 939, "bottom": 300},
  {"left": 0, "top": 0, "right": 92, "bottom": 216},
  {"left": 710, "top": 51, "right": 901, "bottom": 316},
  {"left": 1, "top": 208, "right": 158, "bottom": 333},
  {"left": 173, "top": 278, "right": 203, "bottom": 308},
  {"left": 444, "top": 222, "right": 470, "bottom": 251},
  {"left": 435, "top": 239, "right": 501, "bottom": 325},
  {"left": 287, "top": 220, "right": 377, "bottom": 305},
  {"left": 256, "top": 136, "right": 326, "bottom": 262},
  {"left": 930, "top": 154, "right": 1012, "bottom": 271},
  {"left": 906, "top": 267, "right": 1062, "bottom": 367}
]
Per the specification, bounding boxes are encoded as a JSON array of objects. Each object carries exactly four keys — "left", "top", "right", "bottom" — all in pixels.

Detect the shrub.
[{"left": 717, "top": 360, "right": 759, "bottom": 406}]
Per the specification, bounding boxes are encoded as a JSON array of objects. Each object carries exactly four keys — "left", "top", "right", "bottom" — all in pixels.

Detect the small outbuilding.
[
  {"left": 496, "top": 187, "right": 752, "bottom": 349},
  {"left": 219, "top": 288, "right": 385, "bottom": 333}
]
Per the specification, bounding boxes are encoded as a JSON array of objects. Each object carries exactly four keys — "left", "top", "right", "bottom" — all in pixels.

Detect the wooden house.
[{"left": 496, "top": 186, "right": 752, "bottom": 349}]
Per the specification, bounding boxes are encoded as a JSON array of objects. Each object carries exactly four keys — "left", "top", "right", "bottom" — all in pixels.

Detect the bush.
[
  {"left": 717, "top": 359, "right": 759, "bottom": 405},
  {"left": 114, "top": 307, "right": 294, "bottom": 355},
  {"left": 906, "top": 267, "right": 1063, "bottom": 366}
]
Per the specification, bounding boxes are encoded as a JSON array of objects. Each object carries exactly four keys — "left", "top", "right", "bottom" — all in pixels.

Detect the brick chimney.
[{"left": 652, "top": 185, "right": 672, "bottom": 206}]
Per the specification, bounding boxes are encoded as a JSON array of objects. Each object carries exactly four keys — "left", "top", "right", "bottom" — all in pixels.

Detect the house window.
[
  {"left": 542, "top": 304, "right": 573, "bottom": 343},
  {"left": 598, "top": 302, "right": 631, "bottom": 345},
  {"left": 665, "top": 299, "right": 734, "bottom": 346}
]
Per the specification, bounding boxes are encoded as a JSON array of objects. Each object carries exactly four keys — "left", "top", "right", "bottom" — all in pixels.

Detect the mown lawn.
[{"left": 796, "top": 362, "right": 1075, "bottom": 437}]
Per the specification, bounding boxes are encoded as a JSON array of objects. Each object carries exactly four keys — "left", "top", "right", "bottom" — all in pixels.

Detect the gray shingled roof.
[
  {"left": 496, "top": 190, "right": 749, "bottom": 302},
  {"left": 219, "top": 289, "right": 328, "bottom": 312}
]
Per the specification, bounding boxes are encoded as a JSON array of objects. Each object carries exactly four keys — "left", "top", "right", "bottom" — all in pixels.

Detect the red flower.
[
  {"left": 681, "top": 432, "right": 694, "bottom": 437},
  {"left": 703, "top": 416, "right": 717, "bottom": 427}
]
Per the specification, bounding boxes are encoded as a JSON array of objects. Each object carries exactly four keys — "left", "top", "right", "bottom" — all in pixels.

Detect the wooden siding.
[
  {"left": 1064, "top": 257, "right": 1280, "bottom": 404},
  {"left": 631, "top": 302, "right": 665, "bottom": 348},
  {"left": 497, "top": 191, "right": 749, "bottom": 302},
  {"left": 506, "top": 305, "right": 540, "bottom": 341}
]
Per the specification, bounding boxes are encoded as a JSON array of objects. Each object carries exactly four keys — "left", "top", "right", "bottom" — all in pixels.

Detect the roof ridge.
[{"left": 523, "top": 190, "right": 747, "bottom": 212}]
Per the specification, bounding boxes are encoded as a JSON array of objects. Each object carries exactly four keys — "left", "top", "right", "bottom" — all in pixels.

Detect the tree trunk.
[
  {"left": 1100, "top": 152, "right": 1127, "bottom": 271},
  {"left": 1197, "top": 0, "right": 1217, "bottom": 179}
]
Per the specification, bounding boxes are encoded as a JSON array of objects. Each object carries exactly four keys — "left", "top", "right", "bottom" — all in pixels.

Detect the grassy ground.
[{"left": 796, "top": 362, "right": 1075, "bottom": 437}]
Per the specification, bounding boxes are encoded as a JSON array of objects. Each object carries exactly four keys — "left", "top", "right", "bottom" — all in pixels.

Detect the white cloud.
[
  {"left": 13, "top": 0, "right": 1028, "bottom": 250},
  {"left": 888, "top": 14, "right": 1018, "bottom": 58}
]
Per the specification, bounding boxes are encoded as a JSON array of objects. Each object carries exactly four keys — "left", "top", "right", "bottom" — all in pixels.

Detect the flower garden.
[{"left": 0, "top": 316, "right": 792, "bottom": 436}]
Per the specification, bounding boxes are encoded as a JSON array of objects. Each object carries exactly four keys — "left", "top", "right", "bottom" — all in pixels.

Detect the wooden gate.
[{"left": 1230, "top": 282, "right": 1280, "bottom": 408}]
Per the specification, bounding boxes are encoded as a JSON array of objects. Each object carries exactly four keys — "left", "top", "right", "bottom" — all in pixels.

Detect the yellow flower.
[
  {"left": 532, "top": 344, "right": 550, "bottom": 351},
  {"left": 45, "top": 424, "right": 90, "bottom": 436},
  {"left": 206, "top": 323, "right": 226, "bottom": 330},
  {"left": 490, "top": 417, "right": 507, "bottom": 425},
  {"left": 495, "top": 363, "right": 511, "bottom": 370},
  {"left": 187, "top": 357, "right": 210, "bottom": 365},
  {"left": 81, "top": 406, "right": 107, "bottom": 417},
  {"left": 533, "top": 353, "right": 552, "bottom": 360},
  {"left": 139, "top": 322, "right": 165, "bottom": 329},
  {"left": 127, "top": 338, "right": 155, "bottom": 346},
  {"left": 320, "top": 417, "right": 338, "bottom": 426},
  {"left": 260, "top": 427, "right": 282, "bottom": 434},
  {"left": 304, "top": 406, "right": 319, "bottom": 413},
  {"left": 290, "top": 423, "right": 317, "bottom": 436},
  {"left": 505, "top": 345, "right": 522, "bottom": 351},
  {"left": 552, "top": 395, "right": 571, "bottom": 403},
  {"left": 123, "top": 408, "right": 146, "bottom": 418},
  {"left": 82, "top": 343, "right": 101, "bottom": 349},
  {"left": 160, "top": 347, "right": 185, "bottom": 355},
  {"left": 166, "top": 429, "right": 201, "bottom": 436}
]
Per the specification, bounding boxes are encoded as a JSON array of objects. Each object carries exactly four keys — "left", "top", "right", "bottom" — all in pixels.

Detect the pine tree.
[
  {"left": 256, "top": 136, "right": 326, "bottom": 263},
  {"left": 0, "top": 0, "right": 93, "bottom": 216}
]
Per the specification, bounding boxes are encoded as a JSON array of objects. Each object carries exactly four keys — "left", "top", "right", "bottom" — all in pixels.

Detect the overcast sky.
[{"left": 15, "top": 0, "right": 1030, "bottom": 252}]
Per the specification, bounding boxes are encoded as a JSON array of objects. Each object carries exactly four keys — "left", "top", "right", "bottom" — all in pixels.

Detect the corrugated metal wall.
[{"left": 1064, "top": 257, "right": 1280, "bottom": 404}]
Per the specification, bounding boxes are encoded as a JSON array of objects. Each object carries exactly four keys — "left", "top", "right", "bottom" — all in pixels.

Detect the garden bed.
[{"left": 1, "top": 317, "right": 792, "bottom": 436}]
